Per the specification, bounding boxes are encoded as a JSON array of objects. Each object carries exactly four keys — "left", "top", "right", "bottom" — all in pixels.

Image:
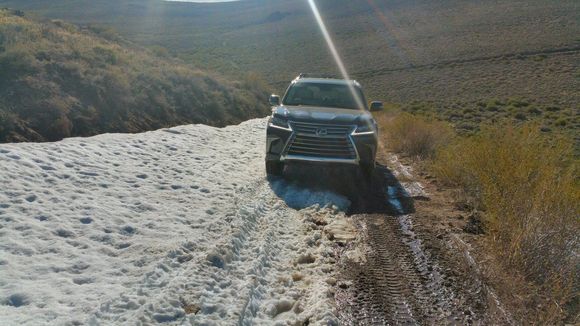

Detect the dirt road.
[{"left": 292, "top": 155, "right": 515, "bottom": 325}]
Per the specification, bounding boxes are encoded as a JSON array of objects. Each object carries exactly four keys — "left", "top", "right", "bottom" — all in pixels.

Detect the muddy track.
[
  {"left": 333, "top": 160, "right": 490, "bottom": 325},
  {"left": 277, "top": 161, "right": 500, "bottom": 324},
  {"left": 337, "top": 214, "right": 477, "bottom": 325}
]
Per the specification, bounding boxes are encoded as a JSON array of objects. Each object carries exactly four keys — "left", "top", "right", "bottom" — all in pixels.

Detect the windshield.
[{"left": 282, "top": 82, "right": 367, "bottom": 110}]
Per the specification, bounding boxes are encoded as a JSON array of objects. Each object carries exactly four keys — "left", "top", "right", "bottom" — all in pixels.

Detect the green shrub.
[
  {"left": 507, "top": 98, "right": 530, "bottom": 108},
  {"left": 555, "top": 118, "right": 567, "bottom": 126},
  {"left": 0, "top": 49, "right": 39, "bottom": 80},
  {"left": 86, "top": 24, "right": 121, "bottom": 42},
  {"left": 527, "top": 106, "right": 542, "bottom": 115},
  {"left": 0, "top": 110, "right": 16, "bottom": 139},
  {"left": 485, "top": 105, "right": 499, "bottom": 112}
]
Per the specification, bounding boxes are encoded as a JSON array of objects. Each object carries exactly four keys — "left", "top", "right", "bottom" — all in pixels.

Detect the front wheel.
[
  {"left": 266, "top": 160, "right": 284, "bottom": 176},
  {"left": 360, "top": 162, "right": 375, "bottom": 178}
]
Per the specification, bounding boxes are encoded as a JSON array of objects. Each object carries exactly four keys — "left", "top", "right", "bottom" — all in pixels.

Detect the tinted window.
[{"left": 283, "top": 83, "right": 367, "bottom": 110}]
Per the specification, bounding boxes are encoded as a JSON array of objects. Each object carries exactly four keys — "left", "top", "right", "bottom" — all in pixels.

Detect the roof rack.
[
  {"left": 297, "top": 73, "right": 341, "bottom": 79},
  {"left": 294, "top": 73, "right": 360, "bottom": 87}
]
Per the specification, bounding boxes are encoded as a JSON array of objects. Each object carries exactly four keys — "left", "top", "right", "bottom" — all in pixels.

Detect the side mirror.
[
  {"left": 269, "top": 94, "right": 281, "bottom": 106},
  {"left": 370, "top": 101, "right": 384, "bottom": 112}
]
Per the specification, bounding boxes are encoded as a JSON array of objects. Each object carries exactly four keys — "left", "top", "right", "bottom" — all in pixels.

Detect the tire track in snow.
[
  {"left": 87, "top": 178, "right": 274, "bottom": 324},
  {"left": 193, "top": 178, "right": 345, "bottom": 325},
  {"left": 1, "top": 118, "right": 345, "bottom": 325},
  {"left": 193, "top": 180, "right": 279, "bottom": 324}
]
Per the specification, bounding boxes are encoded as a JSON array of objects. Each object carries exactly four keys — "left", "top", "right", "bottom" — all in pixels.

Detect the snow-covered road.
[{"left": 0, "top": 118, "right": 352, "bottom": 325}]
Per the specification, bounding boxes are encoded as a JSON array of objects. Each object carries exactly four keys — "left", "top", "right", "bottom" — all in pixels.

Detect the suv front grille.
[{"left": 285, "top": 122, "right": 357, "bottom": 160}]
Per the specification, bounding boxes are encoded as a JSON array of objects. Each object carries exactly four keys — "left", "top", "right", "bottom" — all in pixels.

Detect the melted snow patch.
[
  {"left": 269, "top": 178, "right": 351, "bottom": 211},
  {"left": 0, "top": 118, "right": 346, "bottom": 325},
  {"left": 386, "top": 154, "right": 429, "bottom": 199}
]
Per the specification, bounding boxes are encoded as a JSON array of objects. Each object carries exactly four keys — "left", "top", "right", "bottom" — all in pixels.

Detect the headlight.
[
  {"left": 269, "top": 115, "right": 291, "bottom": 131},
  {"left": 352, "top": 121, "right": 376, "bottom": 135}
]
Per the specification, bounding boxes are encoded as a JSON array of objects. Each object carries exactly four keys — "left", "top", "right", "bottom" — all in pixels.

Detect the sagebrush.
[
  {"left": 378, "top": 111, "right": 579, "bottom": 322},
  {"left": 377, "top": 112, "right": 453, "bottom": 159},
  {"left": 0, "top": 9, "right": 270, "bottom": 142},
  {"left": 432, "top": 122, "right": 579, "bottom": 323}
]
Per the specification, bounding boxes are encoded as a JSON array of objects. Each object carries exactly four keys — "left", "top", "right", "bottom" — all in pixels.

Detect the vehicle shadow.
[{"left": 267, "top": 162, "right": 414, "bottom": 216}]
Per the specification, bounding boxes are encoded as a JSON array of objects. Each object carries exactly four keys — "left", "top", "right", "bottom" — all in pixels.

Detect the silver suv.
[{"left": 265, "top": 75, "right": 383, "bottom": 176}]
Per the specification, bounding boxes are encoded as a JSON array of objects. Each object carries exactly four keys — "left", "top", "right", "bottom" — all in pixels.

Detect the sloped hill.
[
  {"left": 1, "top": 0, "right": 577, "bottom": 107},
  {"left": 0, "top": 9, "right": 270, "bottom": 142}
]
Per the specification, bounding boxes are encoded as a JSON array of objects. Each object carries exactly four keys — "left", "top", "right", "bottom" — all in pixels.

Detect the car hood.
[{"left": 273, "top": 105, "right": 373, "bottom": 125}]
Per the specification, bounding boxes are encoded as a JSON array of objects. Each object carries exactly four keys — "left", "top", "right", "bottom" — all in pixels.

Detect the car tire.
[
  {"left": 266, "top": 160, "right": 284, "bottom": 176},
  {"left": 360, "top": 162, "right": 375, "bottom": 178}
]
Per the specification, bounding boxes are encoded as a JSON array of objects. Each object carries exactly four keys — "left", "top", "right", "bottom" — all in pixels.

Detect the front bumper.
[{"left": 265, "top": 121, "right": 378, "bottom": 165}]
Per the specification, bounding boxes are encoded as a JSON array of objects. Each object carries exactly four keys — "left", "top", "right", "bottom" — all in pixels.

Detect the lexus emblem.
[{"left": 316, "top": 128, "right": 328, "bottom": 136}]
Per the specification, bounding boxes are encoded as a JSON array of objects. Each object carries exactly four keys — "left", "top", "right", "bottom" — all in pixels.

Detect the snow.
[{"left": 0, "top": 118, "right": 350, "bottom": 325}]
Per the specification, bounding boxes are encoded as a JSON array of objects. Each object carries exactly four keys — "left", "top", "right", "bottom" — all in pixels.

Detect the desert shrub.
[
  {"left": 92, "top": 46, "right": 119, "bottom": 65},
  {"left": 0, "top": 110, "right": 16, "bottom": 139},
  {"left": 241, "top": 71, "right": 270, "bottom": 92},
  {"left": 0, "top": 9, "right": 270, "bottom": 142},
  {"left": 149, "top": 45, "right": 170, "bottom": 58},
  {"left": 0, "top": 49, "right": 39, "bottom": 80},
  {"left": 432, "top": 123, "right": 579, "bottom": 322},
  {"left": 50, "top": 20, "right": 77, "bottom": 33},
  {"left": 533, "top": 54, "right": 547, "bottom": 62},
  {"left": 456, "top": 122, "right": 477, "bottom": 132},
  {"left": 507, "top": 97, "right": 530, "bottom": 108},
  {"left": 527, "top": 106, "right": 542, "bottom": 115},
  {"left": 86, "top": 24, "right": 121, "bottom": 42},
  {"left": 378, "top": 112, "right": 453, "bottom": 159},
  {"left": 487, "top": 98, "right": 504, "bottom": 107},
  {"left": 555, "top": 118, "right": 567, "bottom": 127}
]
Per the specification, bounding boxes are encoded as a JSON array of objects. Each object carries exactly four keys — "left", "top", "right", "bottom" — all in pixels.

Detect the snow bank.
[{"left": 0, "top": 118, "right": 349, "bottom": 325}]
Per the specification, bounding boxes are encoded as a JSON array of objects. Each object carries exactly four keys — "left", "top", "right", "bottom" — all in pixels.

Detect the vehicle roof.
[{"left": 292, "top": 77, "right": 361, "bottom": 87}]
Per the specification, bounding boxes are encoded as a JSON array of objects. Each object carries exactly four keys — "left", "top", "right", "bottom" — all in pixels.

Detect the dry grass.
[
  {"left": 401, "top": 100, "right": 580, "bottom": 155},
  {"left": 377, "top": 112, "right": 454, "bottom": 159},
  {"left": 0, "top": 9, "right": 270, "bottom": 142},
  {"left": 377, "top": 112, "right": 579, "bottom": 322},
  {"left": 432, "top": 123, "right": 579, "bottom": 323}
]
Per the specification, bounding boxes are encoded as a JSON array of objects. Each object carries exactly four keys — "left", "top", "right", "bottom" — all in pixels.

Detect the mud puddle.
[
  {"left": 335, "top": 214, "right": 480, "bottom": 325},
  {"left": 274, "top": 163, "right": 413, "bottom": 215}
]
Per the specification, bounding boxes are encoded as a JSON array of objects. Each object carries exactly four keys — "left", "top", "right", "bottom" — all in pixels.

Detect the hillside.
[
  {"left": 0, "top": 9, "right": 270, "bottom": 142},
  {"left": 1, "top": 0, "right": 577, "bottom": 148},
  {"left": 0, "top": 0, "right": 578, "bottom": 107}
]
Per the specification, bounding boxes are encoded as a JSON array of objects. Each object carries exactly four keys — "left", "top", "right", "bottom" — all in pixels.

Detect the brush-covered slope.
[
  {"left": 0, "top": 9, "right": 270, "bottom": 142},
  {"left": 1, "top": 0, "right": 577, "bottom": 106}
]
